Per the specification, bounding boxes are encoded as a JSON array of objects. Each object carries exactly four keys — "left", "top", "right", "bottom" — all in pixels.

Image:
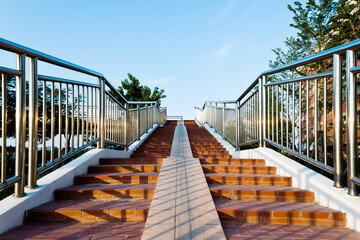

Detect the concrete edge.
[
  {"left": 0, "top": 124, "right": 158, "bottom": 234},
  {"left": 202, "top": 123, "right": 360, "bottom": 233}
]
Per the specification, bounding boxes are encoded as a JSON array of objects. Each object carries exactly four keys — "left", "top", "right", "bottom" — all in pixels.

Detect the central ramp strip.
[{"left": 142, "top": 121, "right": 226, "bottom": 240}]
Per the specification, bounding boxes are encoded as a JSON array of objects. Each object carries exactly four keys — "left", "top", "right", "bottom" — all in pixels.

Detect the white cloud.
[
  {"left": 205, "top": 44, "right": 236, "bottom": 65},
  {"left": 209, "top": 0, "right": 236, "bottom": 24}
]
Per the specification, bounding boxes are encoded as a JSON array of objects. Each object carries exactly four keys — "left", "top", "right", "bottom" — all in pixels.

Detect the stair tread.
[
  {"left": 209, "top": 185, "right": 312, "bottom": 193},
  {"left": 78, "top": 172, "right": 159, "bottom": 177},
  {"left": 203, "top": 164, "right": 274, "bottom": 168},
  {"left": 28, "top": 199, "right": 151, "bottom": 212},
  {"left": 214, "top": 199, "right": 343, "bottom": 214},
  {"left": 57, "top": 183, "right": 156, "bottom": 192},
  {"left": 205, "top": 173, "right": 290, "bottom": 178}
]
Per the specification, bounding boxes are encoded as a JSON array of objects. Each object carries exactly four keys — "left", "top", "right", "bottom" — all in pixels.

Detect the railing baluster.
[
  {"left": 14, "top": 53, "right": 26, "bottom": 198},
  {"left": 51, "top": 82, "right": 55, "bottom": 162},
  {"left": 58, "top": 83, "right": 62, "bottom": 158},
  {"left": 286, "top": 83, "right": 289, "bottom": 149},
  {"left": 276, "top": 85, "right": 279, "bottom": 144},
  {"left": 346, "top": 49, "right": 358, "bottom": 196},
  {"left": 42, "top": 80, "right": 46, "bottom": 167},
  {"left": 306, "top": 80, "right": 309, "bottom": 157},
  {"left": 292, "top": 82, "right": 295, "bottom": 151},
  {"left": 324, "top": 78, "right": 327, "bottom": 165},
  {"left": 65, "top": 83, "right": 69, "bottom": 155},
  {"left": 1, "top": 73, "right": 7, "bottom": 184},
  {"left": 77, "top": 85, "right": 80, "bottom": 149},
  {"left": 281, "top": 84, "right": 284, "bottom": 146},
  {"left": 314, "top": 79, "right": 318, "bottom": 162},
  {"left": 298, "top": 82, "right": 302, "bottom": 154},
  {"left": 71, "top": 84, "right": 75, "bottom": 152},
  {"left": 28, "top": 56, "right": 38, "bottom": 189}
]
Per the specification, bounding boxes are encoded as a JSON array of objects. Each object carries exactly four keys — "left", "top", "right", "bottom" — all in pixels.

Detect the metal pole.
[
  {"left": 1, "top": 73, "right": 7, "bottom": 184},
  {"left": 258, "top": 77, "right": 264, "bottom": 147},
  {"left": 124, "top": 103, "right": 130, "bottom": 150},
  {"left": 28, "top": 57, "right": 38, "bottom": 189},
  {"left": 100, "top": 78, "right": 105, "bottom": 148},
  {"left": 14, "top": 53, "right": 26, "bottom": 198},
  {"left": 236, "top": 101, "right": 239, "bottom": 150},
  {"left": 314, "top": 79, "right": 318, "bottom": 161},
  {"left": 146, "top": 103, "right": 149, "bottom": 133},
  {"left": 346, "top": 50, "right": 359, "bottom": 196},
  {"left": 333, "top": 54, "right": 345, "bottom": 188},
  {"left": 137, "top": 104, "right": 140, "bottom": 140},
  {"left": 222, "top": 103, "right": 225, "bottom": 139},
  {"left": 215, "top": 103, "right": 217, "bottom": 132}
]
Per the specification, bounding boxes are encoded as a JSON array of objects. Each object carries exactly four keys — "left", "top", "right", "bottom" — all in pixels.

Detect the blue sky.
[{"left": 0, "top": 0, "right": 298, "bottom": 119}]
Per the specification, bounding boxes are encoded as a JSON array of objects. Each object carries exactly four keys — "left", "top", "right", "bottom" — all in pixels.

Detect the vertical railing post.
[
  {"left": 215, "top": 103, "right": 217, "bottom": 131},
  {"left": 97, "top": 77, "right": 105, "bottom": 148},
  {"left": 145, "top": 103, "right": 149, "bottom": 133},
  {"left": 236, "top": 101, "right": 240, "bottom": 151},
  {"left": 137, "top": 104, "right": 140, "bottom": 140},
  {"left": 1, "top": 73, "right": 7, "bottom": 184},
  {"left": 262, "top": 75, "right": 267, "bottom": 147},
  {"left": 124, "top": 102, "right": 130, "bottom": 150},
  {"left": 346, "top": 50, "right": 359, "bottom": 196},
  {"left": 28, "top": 57, "right": 39, "bottom": 189},
  {"left": 14, "top": 53, "right": 26, "bottom": 198},
  {"left": 258, "top": 76, "right": 264, "bottom": 147},
  {"left": 333, "top": 54, "right": 345, "bottom": 188},
  {"left": 222, "top": 103, "right": 225, "bottom": 139}
]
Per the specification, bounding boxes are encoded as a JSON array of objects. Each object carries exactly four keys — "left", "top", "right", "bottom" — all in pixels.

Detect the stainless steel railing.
[
  {"left": 195, "top": 38, "right": 360, "bottom": 196},
  {"left": 0, "top": 38, "right": 167, "bottom": 198}
]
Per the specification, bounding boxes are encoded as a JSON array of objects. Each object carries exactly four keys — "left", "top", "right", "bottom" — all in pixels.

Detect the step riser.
[
  {"left": 206, "top": 177, "right": 292, "bottom": 186},
  {"left": 74, "top": 177, "right": 158, "bottom": 185},
  {"left": 55, "top": 190, "right": 154, "bottom": 200},
  {"left": 203, "top": 167, "right": 276, "bottom": 175},
  {"left": 25, "top": 210, "right": 148, "bottom": 223},
  {"left": 200, "top": 159, "right": 265, "bottom": 165},
  {"left": 88, "top": 166, "right": 161, "bottom": 173},
  {"left": 217, "top": 211, "right": 345, "bottom": 226},
  {"left": 210, "top": 191, "right": 314, "bottom": 202}
]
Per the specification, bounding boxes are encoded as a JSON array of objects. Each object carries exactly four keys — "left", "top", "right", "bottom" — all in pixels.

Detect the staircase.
[
  {"left": 15, "top": 121, "right": 176, "bottom": 239},
  {"left": 184, "top": 120, "right": 360, "bottom": 239}
]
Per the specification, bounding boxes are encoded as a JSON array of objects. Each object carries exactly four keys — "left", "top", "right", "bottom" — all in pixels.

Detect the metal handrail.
[
  {"left": 0, "top": 38, "right": 167, "bottom": 198},
  {"left": 195, "top": 38, "right": 360, "bottom": 196}
]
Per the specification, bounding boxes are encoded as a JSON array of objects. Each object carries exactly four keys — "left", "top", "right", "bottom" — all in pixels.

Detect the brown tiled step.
[
  {"left": 200, "top": 158, "right": 265, "bottom": 165},
  {"left": 24, "top": 199, "right": 151, "bottom": 223},
  {"left": 209, "top": 185, "right": 314, "bottom": 202},
  {"left": 55, "top": 184, "right": 155, "bottom": 200},
  {"left": 88, "top": 164, "right": 161, "bottom": 173},
  {"left": 193, "top": 150, "right": 228, "bottom": 155},
  {"left": 203, "top": 164, "right": 276, "bottom": 175},
  {"left": 0, "top": 222, "right": 146, "bottom": 239},
  {"left": 100, "top": 158, "right": 164, "bottom": 165},
  {"left": 194, "top": 154, "right": 232, "bottom": 158},
  {"left": 215, "top": 199, "right": 345, "bottom": 226},
  {"left": 74, "top": 173, "right": 158, "bottom": 185},
  {"left": 192, "top": 147, "right": 226, "bottom": 151},
  {"left": 205, "top": 173, "right": 292, "bottom": 186},
  {"left": 131, "top": 154, "right": 170, "bottom": 158},
  {"left": 222, "top": 222, "right": 360, "bottom": 240}
]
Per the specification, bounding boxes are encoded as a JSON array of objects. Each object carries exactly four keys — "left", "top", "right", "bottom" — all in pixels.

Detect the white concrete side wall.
[
  {"left": 0, "top": 124, "right": 158, "bottom": 234},
  {"left": 201, "top": 123, "right": 360, "bottom": 232}
]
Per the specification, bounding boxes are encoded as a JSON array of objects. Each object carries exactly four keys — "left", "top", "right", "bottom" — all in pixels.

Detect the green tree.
[
  {"left": 111, "top": 73, "right": 166, "bottom": 106},
  {"left": 328, "top": 0, "right": 360, "bottom": 48}
]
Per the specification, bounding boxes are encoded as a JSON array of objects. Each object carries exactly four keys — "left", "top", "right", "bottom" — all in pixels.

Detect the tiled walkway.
[{"left": 142, "top": 120, "right": 226, "bottom": 239}]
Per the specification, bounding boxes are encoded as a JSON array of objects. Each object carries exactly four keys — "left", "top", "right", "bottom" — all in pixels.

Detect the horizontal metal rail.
[
  {"left": 38, "top": 75, "right": 101, "bottom": 88},
  {"left": 263, "top": 72, "right": 332, "bottom": 86}
]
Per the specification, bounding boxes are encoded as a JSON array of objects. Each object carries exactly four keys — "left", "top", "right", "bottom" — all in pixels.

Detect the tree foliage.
[
  {"left": 111, "top": 73, "right": 166, "bottom": 106},
  {"left": 270, "top": 0, "right": 360, "bottom": 73}
]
